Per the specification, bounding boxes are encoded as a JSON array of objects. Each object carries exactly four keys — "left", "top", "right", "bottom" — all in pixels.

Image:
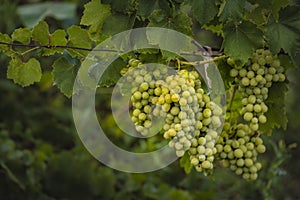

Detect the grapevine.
[{"left": 0, "top": 1, "right": 298, "bottom": 196}]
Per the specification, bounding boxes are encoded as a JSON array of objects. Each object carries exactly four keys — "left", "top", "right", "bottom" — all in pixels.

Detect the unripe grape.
[
  {"left": 252, "top": 63, "right": 260, "bottom": 71},
  {"left": 237, "top": 159, "right": 245, "bottom": 167},
  {"left": 224, "top": 144, "right": 232, "bottom": 153},
  {"left": 133, "top": 91, "right": 142, "bottom": 100},
  {"left": 202, "top": 160, "right": 211, "bottom": 169},
  {"left": 257, "top": 68, "right": 265, "bottom": 75},
  {"left": 245, "top": 158, "right": 254, "bottom": 167},
  {"left": 242, "top": 173, "right": 250, "bottom": 180},
  {"left": 138, "top": 113, "right": 147, "bottom": 121},
  {"left": 241, "top": 77, "right": 250, "bottom": 86},
  {"left": 227, "top": 57, "right": 235, "bottom": 65},
  {"left": 235, "top": 168, "right": 243, "bottom": 175},
  {"left": 258, "top": 57, "right": 266, "bottom": 66},
  {"left": 191, "top": 157, "right": 199, "bottom": 165},
  {"left": 239, "top": 69, "right": 247, "bottom": 77},
  {"left": 230, "top": 68, "right": 239, "bottom": 77},
  {"left": 250, "top": 173, "right": 258, "bottom": 180},
  {"left": 253, "top": 104, "right": 262, "bottom": 113},
  {"left": 198, "top": 155, "right": 206, "bottom": 161},
  {"left": 247, "top": 71, "right": 255, "bottom": 79},
  {"left": 248, "top": 95, "right": 256, "bottom": 104},
  {"left": 234, "top": 149, "right": 244, "bottom": 158},
  {"left": 258, "top": 114, "right": 267, "bottom": 124},
  {"left": 132, "top": 109, "right": 141, "bottom": 117},
  {"left": 246, "top": 104, "right": 253, "bottom": 112},
  {"left": 176, "top": 150, "right": 185, "bottom": 157},
  {"left": 271, "top": 60, "right": 280, "bottom": 68},
  {"left": 203, "top": 108, "right": 212, "bottom": 118},
  {"left": 278, "top": 73, "right": 286, "bottom": 82},
  {"left": 244, "top": 112, "right": 253, "bottom": 121},
  {"left": 256, "top": 144, "right": 266, "bottom": 153}
]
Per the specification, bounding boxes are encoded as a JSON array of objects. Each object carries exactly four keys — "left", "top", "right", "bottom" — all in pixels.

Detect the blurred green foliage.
[{"left": 0, "top": 0, "right": 299, "bottom": 199}]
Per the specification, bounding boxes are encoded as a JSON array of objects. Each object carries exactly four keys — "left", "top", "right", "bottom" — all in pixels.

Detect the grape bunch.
[
  {"left": 216, "top": 123, "right": 265, "bottom": 180},
  {"left": 120, "top": 59, "right": 223, "bottom": 174},
  {"left": 228, "top": 49, "right": 286, "bottom": 131},
  {"left": 214, "top": 49, "right": 286, "bottom": 180}
]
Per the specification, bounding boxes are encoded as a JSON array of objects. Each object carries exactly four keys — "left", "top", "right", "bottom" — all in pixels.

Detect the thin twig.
[
  {"left": 180, "top": 55, "right": 227, "bottom": 66},
  {"left": 0, "top": 41, "right": 122, "bottom": 53}
]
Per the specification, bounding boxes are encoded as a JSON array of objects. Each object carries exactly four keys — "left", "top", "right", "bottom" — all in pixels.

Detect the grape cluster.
[
  {"left": 216, "top": 49, "right": 286, "bottom": 180},
  {"left": 216, "top": 123, "right": 265, "bottom": 180},
  {"left": 228, "top": 49, "right": 286, "bottom": 131},
  {"left": 120, "top": 59, "right": 223, "bottom": 174}
]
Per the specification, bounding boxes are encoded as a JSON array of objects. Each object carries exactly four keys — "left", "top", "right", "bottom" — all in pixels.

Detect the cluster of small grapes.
[
  {"left": 120, "top": 59, "right": 223, "bottom": 174},
  {"left": 228, "top": 49, "right": 286, "bottom": 131},
  {"left": 216, "top": 123, "right": 265, "bottom": 180},
  {"left": 217, "top": 49, "right": 286, "bottom": 180}
]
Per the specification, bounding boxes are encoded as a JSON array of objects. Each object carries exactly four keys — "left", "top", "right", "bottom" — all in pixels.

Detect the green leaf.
[
  {"left": 266, "top": 6, "right": 300, "bottom": 66},
  {"left": 7, "top": 57, "right": 42, "bottom": 87},
  {"left": 43, "top": 29, "right": 67, "bottom": 56},
  {"left": 32, "top": 21, "right": 50, "bottom": 46},
  {"left": 102, "top": 0, "right": 134, "bottom": 14},
  {"left": 52, "top": 57, "right": 78, "bottom": 98},
  {"left": 245, "top": 0, "right": 290, "bottom": 25},
  {"left": 271, "top": 0, "right": 290, "bottom": 19},
  {"left": 179, "top": 153, "right": 192, "bottom": 174},
  {"left": 97, "top": 57, "right": 126, "bottom": 87},
  {"left": 223, "top": 21, "right": 263, "bottom": 63},
  {"left": 0, "top": 33, "right": 12, "bottom": 53},
  {"left": 67, "top": 25, "right": 92, "bottom": 57},
  {"left": 17, "top": 2, "right": 76, "bottom": 28},
  {"left": 187, "top": 0, "right": 218, "bottom": 25},
  {"left": 219, "top": 0, "right": 246, "bottom": 23},
  {"left": 137, "top": 0, "right": 171, "bottom": 18},
  {"left": 260, "top": 82, "right": 288, "bottom": 134},
  {"left": 102, "top": 14, "right": 133, "bottom": 35},
  {"left": 148, "top": 10, "right": 193, "bottom": 35},
  {"left": 11, "top": 28, "right": 31, "bottom": 44},
  {"left": 80, "top": 0, "right": 111, "bottom": 41}
]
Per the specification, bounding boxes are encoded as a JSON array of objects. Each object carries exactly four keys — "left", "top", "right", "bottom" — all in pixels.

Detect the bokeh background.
[{"left": 0, "top": 0, "right": 299, "bottom": 199}]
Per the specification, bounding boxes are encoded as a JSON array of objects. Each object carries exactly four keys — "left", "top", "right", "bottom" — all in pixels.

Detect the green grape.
[
  {"left": 234, "top": 149, "right": 244, "bottom": 158},
  {"left": 230, "top": 68, "right": 239, "bottom": 77},
  {"left": 256, "top": 144, "right": 266, "bottom": 153},
  {"left": 243, "top": 112, "right": 253, "bottom": 122}
]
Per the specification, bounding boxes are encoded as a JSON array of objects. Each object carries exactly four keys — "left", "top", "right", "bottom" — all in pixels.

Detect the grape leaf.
[
  {"left": 102, "top": 14, "right": 133, "bottom": 35},
  {"left": 187, "top": 0, "right": 218, "bottom": 25},
  {"left": 179, "top": 153, "right": 192, "bottom": 174},
  {"left": 7, "top": 57, "right": 42, "bottom": 87},
  {"left": 67, "top": 25, "right": 92, "bottom": 57},
  {"left": 223, "top": 21, "right": 263, "bottom": 63},
  {"left": 43, "top": 29, "right": 67, "bottom": 56},
  {"left": 52, "top": 57, "right": 78, "bottom": 98},
  {"left": 137, "top": 0, "right": 171, "bottom": 18},
  {"left": 11, "top": 28, "right": 31, "bottom": 44},
  {"left": 219, "top": 0, "right": 246, "bottom": 23},
  {"left": 32, "top": 21, "right": 50, "bottom": 46},
  {"left": 260, "top": 82, "right": 288, "bottom": 134},
  {"left": 266, "top": 6, "right": 300, "bottom": 67},
  {"left": 148, "top": 10, "right": 193, "bottom": 36},
  {"left": 80, "top": 0, "right": 111, "bottom": 41},
  {"left": 247, "top": 0, "right": 289, "bottom": 20},
  {"left": 102, "top": 0, "right": 134, "bottom": 14},
  {"left": 0, "top": 33, "right": 12, "bottom": 53},
  {"left": 98, "top": 57, "right": 126, "bottom": 87}
]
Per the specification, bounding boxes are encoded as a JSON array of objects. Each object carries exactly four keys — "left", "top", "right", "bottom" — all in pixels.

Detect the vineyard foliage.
[{"left": 0, "top": 0, "right": 299, "bottom": 199}]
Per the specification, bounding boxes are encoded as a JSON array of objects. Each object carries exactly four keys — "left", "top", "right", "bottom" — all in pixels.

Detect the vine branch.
[
  {"left": 179, "top": 55, "right": 227, "bottom": 66},
  {"left": 0, "top": 41, "right": 122, "bottom": 53}
]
